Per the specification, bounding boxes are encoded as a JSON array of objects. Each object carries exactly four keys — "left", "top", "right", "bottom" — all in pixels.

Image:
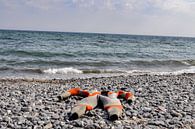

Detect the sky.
[{"left": 0, "top": 0, "right": 195, "bottom": 37}]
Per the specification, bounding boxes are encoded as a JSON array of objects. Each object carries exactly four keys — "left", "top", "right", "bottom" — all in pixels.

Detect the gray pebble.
[
  {"left": 33, "top": 125, "right": 42, "bottom": 129},
  {"left": 191, "top": 124, "right": 195, "bottom": 129},
  {"left": 44, "top": 122, "right": 53, "bottom": 129},
  {"left": 170, "top": 110, "right": 182, "bottom": 117},
  {"left": 148, "top": 120, "right": 166, "bottom": 127},
  {"left": 142, "top": 107, "right": 152, "bottom": 112}
]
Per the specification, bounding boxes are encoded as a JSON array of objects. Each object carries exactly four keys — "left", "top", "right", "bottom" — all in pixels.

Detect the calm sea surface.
[{"left": 0, "top": 30, "right": 195, "bottom": 79}]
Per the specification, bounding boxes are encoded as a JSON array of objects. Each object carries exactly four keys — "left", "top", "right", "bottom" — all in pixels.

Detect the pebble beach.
[{"left": 0, "top": 74, "right": 194, "bottom": 129}]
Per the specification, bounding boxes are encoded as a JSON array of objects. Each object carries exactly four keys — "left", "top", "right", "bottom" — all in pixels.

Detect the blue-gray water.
[{"left": 0, "top": 30, "right": 195, "bottom": 79}]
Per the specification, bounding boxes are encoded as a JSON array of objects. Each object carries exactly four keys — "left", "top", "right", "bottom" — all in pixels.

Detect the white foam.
[
  {"left": 180, "top": 61, "right": 191, "bottom": 66},
  {"left": 43, "top": 67, "right": 83, "bottom": 74},
  {"left": 126, "top": 70, "right": 150, "bottom": 74},
  {"left": 125, "top": 66, "right": 195, "bottom": 75},
  {"left": 171, "top": 66, "right": 195, "bottom": 75}
]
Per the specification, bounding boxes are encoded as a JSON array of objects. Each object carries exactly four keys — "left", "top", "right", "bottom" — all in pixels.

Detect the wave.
[
  {"left": 125, "top": 66, "right": 195, "bottom": 75},
  {"left": 129, "top": 60, "right": 193, "bottom": 66},
  {"left": 43, "top": 67, "right": 82, "bottom": 74},
  {"left": 0, "top": 67, "right": 126, "bottom": 74},
  {"left": 43, "top": 68, "right": 126, "bottom": 74},
  {"left": 2, "top": 60, "right": 115, "bottom": 67},
  {"left": 1, "top": 66, "right": 195, "bottom": 76},
  {"left": 171, "top": 66, "right": 195, "bottom": 75},
  {"left": 0, "top": 67, "right": 42, "bottom": 74},
  {"left": 1, "top": 59, "right": 195, "bottom": 76},
  {"left": 0, "top": 50, "right": 76, "bottom": 58}
]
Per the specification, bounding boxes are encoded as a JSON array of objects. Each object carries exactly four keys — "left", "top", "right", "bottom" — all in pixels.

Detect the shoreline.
[
  {"left": 1, "top": 72, "right": 195, "bottom": 83},
  {"left": 0, "top": 74, "right": 194, "bottom": 128}
]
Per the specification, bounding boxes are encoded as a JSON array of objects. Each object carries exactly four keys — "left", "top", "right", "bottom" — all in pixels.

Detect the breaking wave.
[
  {"left": 1, "top": 66, "right": 195, "bottom": 76},
  {"left": 43, "top": 67, "right": 83, "bottom": 74}
]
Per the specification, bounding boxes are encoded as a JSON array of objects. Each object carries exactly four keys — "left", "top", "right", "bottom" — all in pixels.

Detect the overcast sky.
[{"left": 0, "top": 0, "right": 195, "bottom": 37}]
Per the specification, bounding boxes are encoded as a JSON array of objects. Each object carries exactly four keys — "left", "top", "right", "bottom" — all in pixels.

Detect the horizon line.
[{"left": 0, "top": 28, "right": 195, "bottom": 39}]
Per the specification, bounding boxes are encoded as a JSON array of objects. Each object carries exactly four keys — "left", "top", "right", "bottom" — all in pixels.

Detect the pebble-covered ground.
[{"left": 0, "top": 74, "right": 195, "bottom": 129}]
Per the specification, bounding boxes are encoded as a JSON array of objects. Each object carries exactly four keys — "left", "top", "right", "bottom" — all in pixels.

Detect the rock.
[
  {"left": 115, "top": 126, "right": 124, "bottom": 129},
  {"left": 7, "top": 123, "right": 15, "bottom": 128},
  {"left": 54, "top": 125, "right": 61, "bottom": 129},
  {"left": 143, "top": 107, "right": 152, "bottom": 112},
  {"left": 52, "top": 114, "right": 60, "bottom": 120},
  {"left": 73, "top": 120, "right": 84, "bottom": 127},
  {"left": 132, "top": 116, "right": 137, "bottom": 120},
  {"left": 38, "top": 121, "right": 45, "bottom": 125},
  {"left": 21, "top": 107, "right": 32, "bottom": 112},
  {"left": 60, "top": 121, "right": 65, "bottom": 126},
  {"left": 98, "top": 120, "right": 106, "bottom": 127},
  {"left": 170, "top": 110, "right": 182, "bottom": 117},
  {"left": 61, "top": 124, "right": 70, "bottom": 128},
  {"left": 143, "top": 113, "right": 152, "bottom": 118},
  {"left": 182, "top": 116, "right": 193, "bottom": 124},
  {"left": 86, "top": 123, "right": 101, "bottom": 129},
  {"left": 148, "top": 120, "right": 166, "bottom": 127},
  {"left": 137, "top": 88, "right": 142, "bottom": 92},
  {"left": 33, "top": 125, "right": 42, "bottom": 129},
  {"left": 114, "top": 120, "right": 122, "bottom": 125},
  {"left": 3, "top": 116, "right": 11, "bottom": 122},
  {"left": 125, "top": 125, "right": 132, "bottom": 129},
  {"left": 168, "top": 119, "right": 183, "bottom": 128},
  {"left": 7, "top": 110, "right": 11, "bottom": 114},
  {"left": 164, "top": 113, "right": 172, "bottom": 119},
  {"left": 191, "top": 124, "right": 195, "bottom": 129},
  {"left": 158, "top": 106, "right": 166, "bottom": 112},
  {"left": 44, "top": 122, "right": 53, "bottom": 129},
  {"left": 125, "top": 111, "right": 132, "bottom": 116}
]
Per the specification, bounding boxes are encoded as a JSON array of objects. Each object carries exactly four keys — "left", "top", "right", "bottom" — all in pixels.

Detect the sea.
[{"left": 0, "top": 29, "right": 195, "bottom": 79}]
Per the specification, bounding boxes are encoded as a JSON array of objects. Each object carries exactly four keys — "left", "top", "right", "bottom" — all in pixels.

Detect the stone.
[
  {"left": 165, "top": 113, "right": 172, "bottom": 119},
  {"left": 168, "top": 119, "right": 183, "bottom": 127},
  {"left": 74, "top": 121, "right": 84, "bottom": 127},
  {"left": 191, "top": 124, "right": 195, "bottom": 129},
  {"left": 93, "top": 123, "right": 101, "bottom": 129},
  {"left": 125, "top": 111, "right": 132, "bottom": 116},
  {"left": 7, "top": 123, "right": 15, "bottom": 128},
  {"left": 148, "top": 120, "right": 166, "bottom": 127},
  {"left": 21, "top": 107, "right": 32, "bottom": 112},
  {"left": 38, "top": 121, "right": 45, "bottom": 125},
  {"left": 54, "top": 125, "right": 61, "bottom": 129},
  {"left": 18, "top": 117, "right": 26, "bottom": 125},
  {"left": 33, "top": 125, "right": 42, "bottom": 129},
  {"left": 158, "top": 106, "right": 166, "bottom": 112},
  {"left": 137, "top": 88, "right": 143, "bottom": 92},
  {"left": 124, "top": 126, "right": 132, "bottom": 129},
  {"left": 44, "top": 122, "right": 53, "bottom": 129},
  {"left": 143, "top": 113, "right": 152, "bottom": 118},
  {"left": 170, "top": 110, "right": 182, "bottom": 117},
  {"left": 98, "top": 120, "right": 106, "bottom": 127},
  {"left": 143, "top": 107, "right": 152, "bottom": 112},
  {"left": 60, "top": 121, "right": 65, "bottom": 126},
  {"left": 115, "top": 126, "right": 124, "bottom": 129},
  {"left": 52, "top": 114, "right": 60, "bottom": 119},
  {"left": 114, "top": 120, "right": 122, "bottom": 125},
  {"left": 7, "top": 110, "right": 11, "bottom": 114},
  {"left": 3, "top": 116, "right": 11, "bottom": 122}
]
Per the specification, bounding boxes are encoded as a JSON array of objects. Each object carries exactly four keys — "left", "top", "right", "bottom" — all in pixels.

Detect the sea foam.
[
  {"left": 43, "top": 67, "right": 83, "bottom": 74},
  {"left": 124, "top": 66, "right": 195, "bottom": 75},
  {"left": 172, "top": 66, "right": 195, "bottom": 75}
]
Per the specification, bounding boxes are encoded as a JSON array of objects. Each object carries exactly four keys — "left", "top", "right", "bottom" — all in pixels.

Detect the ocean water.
[{"left": 0, "top": 29, "right": 195, "bottom": 79}]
